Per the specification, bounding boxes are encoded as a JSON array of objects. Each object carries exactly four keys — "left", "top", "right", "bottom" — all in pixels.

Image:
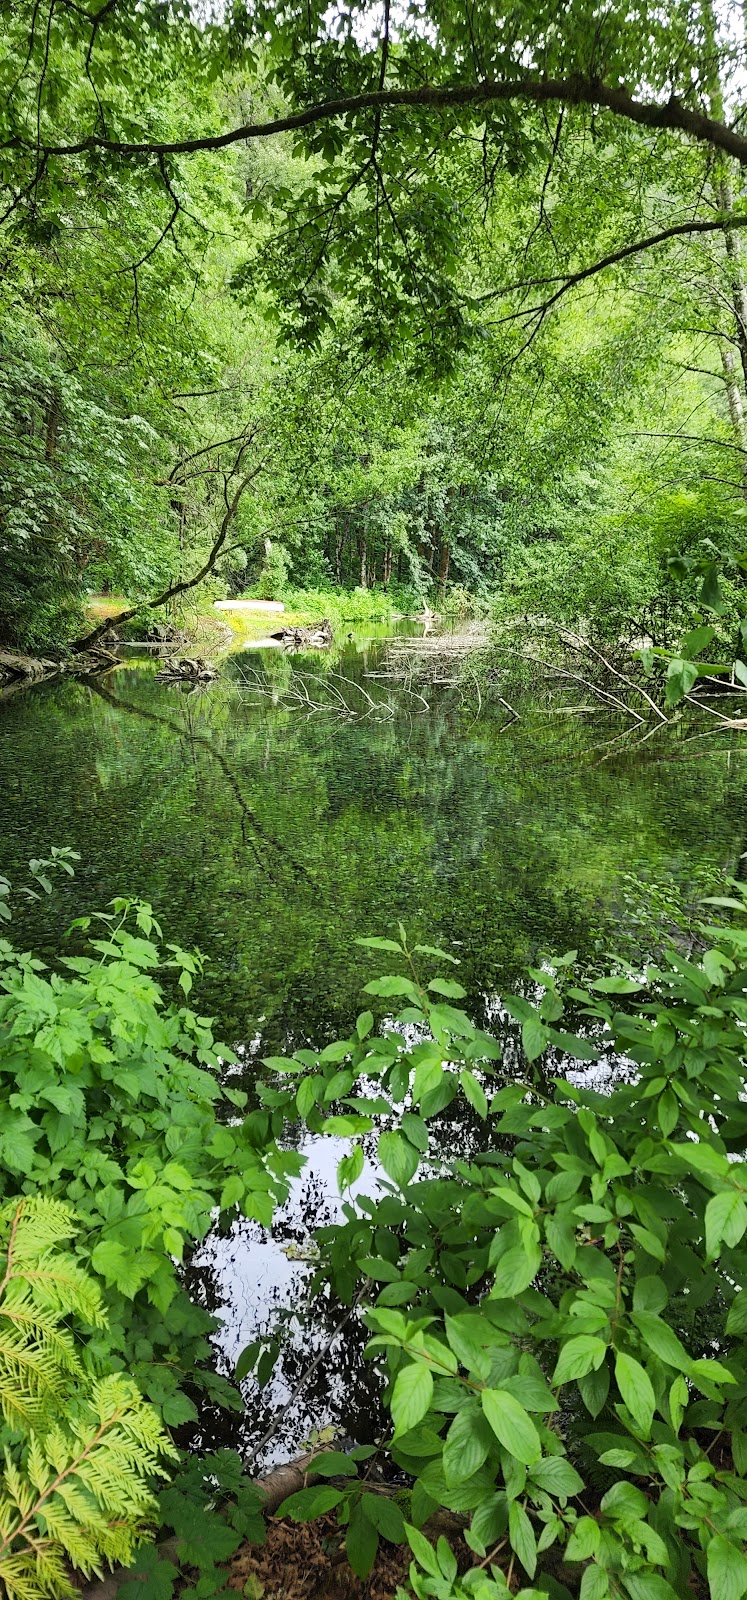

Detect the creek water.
[{"left": 2, "top": 623, "right": 747, "bottom": 1462}]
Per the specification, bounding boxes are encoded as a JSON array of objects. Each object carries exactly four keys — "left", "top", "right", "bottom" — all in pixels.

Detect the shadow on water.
[{"left": 3, "top": 624, "right": 747, "bottom": 1461}]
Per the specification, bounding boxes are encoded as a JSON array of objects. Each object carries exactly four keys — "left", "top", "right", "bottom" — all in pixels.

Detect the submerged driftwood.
[
  {"left": 270, "top": 620, "right": 333, "bottom": 649},
  {"left": 154, "top": 656, "right": 218, "bottom": 683}
]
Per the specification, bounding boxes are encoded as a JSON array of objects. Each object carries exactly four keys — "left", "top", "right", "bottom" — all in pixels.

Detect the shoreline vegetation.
[
  {"left": 6, "top": 0, "right": 747, "bottom": 1593},
  {"left": 1, "top": 877, "right": 747, "bottom": 1600}
]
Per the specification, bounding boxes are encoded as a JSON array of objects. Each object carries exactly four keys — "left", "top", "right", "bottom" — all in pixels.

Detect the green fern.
[{"left": 0, "top": 1199, "right": 176, "bottom": 1600}]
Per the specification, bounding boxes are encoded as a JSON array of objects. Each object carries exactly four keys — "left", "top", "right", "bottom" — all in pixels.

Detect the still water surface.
[{"left": 2, "top": 626, "right": 746, "bottom": 1459}]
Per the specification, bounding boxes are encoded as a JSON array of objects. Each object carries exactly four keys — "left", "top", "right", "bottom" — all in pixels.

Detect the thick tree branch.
[{"left": 6, "top": 76, "right": 747, "bottom": 165}]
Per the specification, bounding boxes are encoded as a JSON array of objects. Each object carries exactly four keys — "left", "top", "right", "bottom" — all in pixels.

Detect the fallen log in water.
[
  {"left": 0, "top": 649, "right": 58, "bottom": 682},
  {"left": 270, "top": 621, "right": 333, "bottom": 649},
  {"left": 155, "top": 656, "right": 218, "bottom": 683}
]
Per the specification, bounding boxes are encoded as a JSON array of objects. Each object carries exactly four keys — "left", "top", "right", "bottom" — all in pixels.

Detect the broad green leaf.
[
  {"left": 346, "top": 1503, "right": 379, "bottom": 1578},
  {"left": 428, "top": 978, "right": 467, "bottom": 998},
  {"left": 443, "top": 1406, "right": 493, "bottom": 1484},
  {"left": 553, "top": 1336, "right": 607, "bottom": 1386},
  {"left": 623, "top": 1577, "right": 681, "bottom": 1600},
  {"left": 705, "top": 1190, "right": 747, "bottom": 1259},
  {"left": 337, "top": 1144, "right": 364, "bottom": 1192},
  {"left": 631, "top": 1312, "right": 690, "bottom": 1372},
  {"left": 481, "top": 1388, "right": 541, "bottom": 1465},
  {"left": 361, "top": 1492, "right": 406, "bottom": 1542},
  {"left": 491, "top": 1240, "right": 541, "bottom": 1298},
  {"left": 405, "top": 1524, "right": 441, "bottom": 1576},
  {"left": 528, "top": 1457, "right": 584, "bottom": 1498},
  {"left": 706, "top": 1538, "right": 747, "bottom": 1600},
  {"left": 356, "top": 937, "right": 403, "bottom": 952},
  {"left": 460, "top": 1068, "right": 488, "bottom": 1118},
  {"left": 615, "top": 1351, "right": 656, "bottom": 1437},
  {"left": 279, "top": 1485, "right": 344, "bottom": 1519},
  {"left": 391, "top": 1362, "right": 434, "bottom": 1435},
  {"left": 508, "top": 1499, "right": 537, "bottom": 1578},
  {"left": 378, "top": 1130, "right": 419, "bottom": 1187},
  {"left": 522, "top": 1016, "right": 549, "bottom": 1062}
]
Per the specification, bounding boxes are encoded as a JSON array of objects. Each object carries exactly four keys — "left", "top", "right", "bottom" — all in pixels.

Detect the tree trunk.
[
  {"left": 382, "top": 544, "right": 392, "bottom": 586},
  {"left": 358, "top": 531, "right": 367, "bottom": 588},
  {"left": 717, "top": 179, "right": 747, "bottom": 391}
]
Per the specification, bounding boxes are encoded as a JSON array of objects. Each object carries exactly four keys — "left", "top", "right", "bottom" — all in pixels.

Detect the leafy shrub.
[
  {"left": 255, "top": 920, "right": 747, "bottom": 1600},
  {"left": 0, "top": 1196, "right": 174, "bottom": 1600},
  {"left": 0, "top": 900, "right": 301, "bottom": 1422}
]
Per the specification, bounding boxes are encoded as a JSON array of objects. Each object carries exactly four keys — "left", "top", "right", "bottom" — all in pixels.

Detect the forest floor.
[{"left": 227, "top": 1515, "right": 415, "bottom": 1600}]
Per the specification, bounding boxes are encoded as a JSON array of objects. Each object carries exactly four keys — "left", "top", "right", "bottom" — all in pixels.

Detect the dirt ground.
[{"left": 227, "top": 1515, "right": 414, "bottom": 1600}]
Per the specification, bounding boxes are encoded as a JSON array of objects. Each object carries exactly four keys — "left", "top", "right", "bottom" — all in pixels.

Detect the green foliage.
[
  {"left": 0, "top": 1196, "right": 174, "bottom": 1600},
  {"left": 0, "top": 898, "right": 301, "bottom": 1419},
  {"left": 258, "top": 915, "right": 747, "bottom": 1599}
]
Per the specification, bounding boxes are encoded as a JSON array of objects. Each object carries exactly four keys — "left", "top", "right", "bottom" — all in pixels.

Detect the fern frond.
[{"left": 0, "top": 1199, "right": 173, "bottom": 1600}]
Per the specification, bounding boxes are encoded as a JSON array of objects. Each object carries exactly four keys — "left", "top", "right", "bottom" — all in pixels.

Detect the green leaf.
[
  {"left": 337, "top": 1144, "right": 364, "bottom": 1191},
  {"left": 522, "top": 1016, "right": 549, "bottom": 1062},
  {"left": 552, "top": 1336, "right": 607, "bottom": 1386},
  {"left": 588, "top": 976, "right": 642, "bottom": 994},
  {"left": 90, "top": 1239, "right": 146, "bottom": 1298},
  {"left": 631, "top": 1312, "right": 690, "bottom": 1371},
  {"left": 346, "top": 1503, "right": 379, "bottom": 1578},
  {"left": 443, "top": 1406, "right": 493, "bottom": 1484},
  {"left": 565, "top": 1517, "right": 601, "bottom": 1562},
  {"left": 428, "top": 978, "right": 467, "bottom": 998},
  {"left": 444, "top": 1314, "right": 491, "bottom": 1378},
  {"left": 378, "top": 1130, "right": 419, "bottom": 1187},
  {"left": 615, "top": 1351, "right": 656, "bottom": 1437},
  {"left": 508, "top": 1500, "right": 537, "bottom": 1579},
  {"left": 364, "top": 976, "right": 420, "bottom": 1000},
  {"left": 665, "top": 658, "right": 699, "bottom": 705},
  {"left": 726, "top": 1290, "right": 747, "bottom": 1335},
  {"left": 391, "top": 1362, "right": 434, "bottom": 1436},
  {"left": 405, "top": 1524, "right": 441, "bottom": 1576},
  {"left": 491, "top": 1240, "right": 541, "bottom": 1298},
  {"left": 356, "top": 938, "right": 403, "bottom": 952},
  {"left": 623, "top": 1577, "right": 681, "bottom": 1600},
  {"left": 361, "top": 1493, "right": 405, "bottom": 1542},
  {"left": 481, "top": 1388, "right": 542, "bottom": 1465},
  {"left": 528, "top": 1457, "right": 584, "bottom": 1498},
  {"left": 681, "top": 625, "right": 715, "bottom": 657},
  {"left": 460, "top": 1068, "right": 488, "bottom": 1118},
  {"left": 706, "top": 1190, "right": 747, "bottom": 1259},
  {"left": 279, "top": 1486, "right": 344, "bottom": 1520},
  {"left": 235, "top": 1341, "right": 261, "bottom": 1381},
  {"left": 577, "top": 1364, "right": 610, "bottom": 1418},
  {"left": 220, "top": 1174, "right": 244, "bottom": 1210},
  {"left": 706, "top": 1535, "right": 747, "bottom": 1600},
  {"left": 306, "top": 1452, "right": 358, "bottom": 1477}
]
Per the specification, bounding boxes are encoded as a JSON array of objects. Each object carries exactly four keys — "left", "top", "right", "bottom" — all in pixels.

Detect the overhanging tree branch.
[
  {"left": 477, "top": 212, "right": 747, "bottom": 327},
  {"left": 7, "top": 75, "right": 747, "bottom": 165},
  {"left": 72, "top": 444, "right": 269, "bottom": 652}
]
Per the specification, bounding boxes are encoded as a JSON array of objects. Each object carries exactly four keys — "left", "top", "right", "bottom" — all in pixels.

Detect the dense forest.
[
  {"left": 5, "top": 5, "right": 747, "bottom": 1600},
  {"left": 4, "top": 0, "right": 747, "bottom": 678}
]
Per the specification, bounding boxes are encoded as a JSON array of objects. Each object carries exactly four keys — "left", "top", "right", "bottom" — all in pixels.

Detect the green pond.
[{"left": 2, "top": 623, "right": 747, "bottom": 1460}]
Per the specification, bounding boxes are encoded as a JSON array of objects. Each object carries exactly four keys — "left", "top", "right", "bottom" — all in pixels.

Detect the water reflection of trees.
[{"left": 4, "top": 647, "right": 747, "bottom": 1460}]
